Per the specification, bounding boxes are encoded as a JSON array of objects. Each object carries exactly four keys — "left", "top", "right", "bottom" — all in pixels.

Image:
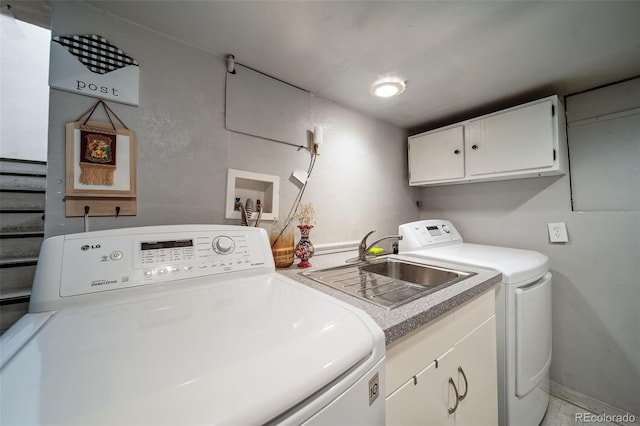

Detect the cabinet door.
[
  {"left": 386, "top": 349, "right": 455, "bottom": 426},
  {"left": 450, "top": 316, "right": 498, "bottom": 426},
  {"left": 467, "top": 100, "right": 555, "bottom": 176},
  {"left": 409, "top": 126, "right": 464, "bottom": 184}
]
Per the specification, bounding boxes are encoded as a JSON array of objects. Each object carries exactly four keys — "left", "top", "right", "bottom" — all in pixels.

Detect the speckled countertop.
[{"left": 277, "top": 250, "right": 501, "bottom": 346}]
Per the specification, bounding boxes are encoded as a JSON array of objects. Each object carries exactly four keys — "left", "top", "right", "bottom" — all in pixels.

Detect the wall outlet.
[{"left": 548, "top": 222, "right": 569, "bottom": 243}]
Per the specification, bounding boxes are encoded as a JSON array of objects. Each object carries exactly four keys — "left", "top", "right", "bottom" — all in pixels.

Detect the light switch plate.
[{"left": 548, "top": 222, "right": 569, "bottom": 243}]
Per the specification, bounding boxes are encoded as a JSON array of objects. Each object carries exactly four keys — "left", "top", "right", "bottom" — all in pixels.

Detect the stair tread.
[
  {"left": 0, "top": 257, "right": 39, "bottom": 266},
  {"left": 0, "top": 157, "right": 47, "bottom": 165},
  {"left": 0, "top": 158, "right": 47, "bottom": 176},
  {"left": 0, "top": 171, "right": 46, "bottom": 177},
  {"left": 0, "top": 289, "right": 31, "bottom": 298},
  {"left": 0, "top": 176, "right": 47, "bottom": 192},
  {"left": 1, "top": 229, "right": 45, "bottom": 235},
  {"left": 0, "top": 210, "right": 45, "bottom": 234},
  {"left": 0, "top": 231, "right": 44, "bottom": 237},
  {"left": 0, "top": 188, "right": 46, "bottom": 193},
  {"left": 0, "top": 210, "right": 45, "bottom": 215},
  {"left": 0, "top": 191, "right": 46, "bottom": 210},
  {"left": 0, "top": 289, "right": 31, "bottom": 305}
]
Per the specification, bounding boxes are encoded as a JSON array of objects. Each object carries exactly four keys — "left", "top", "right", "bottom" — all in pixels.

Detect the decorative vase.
[
  {"left": 270, "top": 220, "right": 294, "bottom": 268},
  {"left": 294, "top": 225, "right": 315, "bottom": 268}
]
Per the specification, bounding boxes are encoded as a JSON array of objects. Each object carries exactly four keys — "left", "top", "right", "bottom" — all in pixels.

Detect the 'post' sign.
[{"left": 49, "top": 35, "right": 139, "bottom": 106}]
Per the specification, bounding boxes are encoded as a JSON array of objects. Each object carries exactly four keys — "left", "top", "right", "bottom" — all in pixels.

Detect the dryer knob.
[
  {"left": 213, "top": 236, "right": 235, "bottom": 254},
  {"left": 442, "top": 224, "right": 451, "bottom": 233}
]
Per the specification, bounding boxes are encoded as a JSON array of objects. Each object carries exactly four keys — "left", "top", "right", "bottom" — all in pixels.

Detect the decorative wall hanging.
[
  {"left": 65, "top": 100, "right": 137, "bottom": 217},
  {"left": 79, "top": 124, "right": 117, "bottom": 186},
  {"left": 50, "top": 34, "right": 140, "bottom": 106}
]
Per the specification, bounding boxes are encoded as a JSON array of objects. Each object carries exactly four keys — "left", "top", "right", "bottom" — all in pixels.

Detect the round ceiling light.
[{"left": 370, "top": 79, "right": 406, "bottom": 98}]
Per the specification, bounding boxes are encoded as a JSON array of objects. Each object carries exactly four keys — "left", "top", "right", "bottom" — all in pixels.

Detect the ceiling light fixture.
[{"left": 370, "top": 79, "right": 406, "bottom": 98}]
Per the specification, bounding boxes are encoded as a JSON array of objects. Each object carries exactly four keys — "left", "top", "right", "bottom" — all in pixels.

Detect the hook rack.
[
  {"left": 66, "top": 197, "right": 136, "bottom": 217},
  {"left": 64, "top": 108, "right": 137, "bottom": 219}
]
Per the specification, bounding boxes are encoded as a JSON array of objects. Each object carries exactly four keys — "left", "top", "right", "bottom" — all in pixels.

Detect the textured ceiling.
[{"left": 13, "top": 0, "right": 640, "bottom": 130}]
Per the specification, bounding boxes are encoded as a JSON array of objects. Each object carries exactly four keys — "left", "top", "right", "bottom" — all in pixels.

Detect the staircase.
[{"left": 0, "top": 158, "right": 46, "bottom": 333}]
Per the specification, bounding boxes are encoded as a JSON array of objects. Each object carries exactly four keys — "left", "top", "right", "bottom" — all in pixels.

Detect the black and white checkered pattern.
[{"left": 53, "top": 34, "right": 138, "bottom": 75}]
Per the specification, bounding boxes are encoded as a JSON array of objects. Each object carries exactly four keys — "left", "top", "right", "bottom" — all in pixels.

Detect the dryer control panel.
[
  {"left": 398, "top": 219, "right": 463, "bottom": 251},
  {"left": 30, "top": 226, "right": 272, "bottom": 307}
]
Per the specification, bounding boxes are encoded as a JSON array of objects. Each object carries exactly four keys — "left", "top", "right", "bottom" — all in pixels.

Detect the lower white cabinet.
[{"left": 386, "top": 290, "right": 498, "bottom": 426}]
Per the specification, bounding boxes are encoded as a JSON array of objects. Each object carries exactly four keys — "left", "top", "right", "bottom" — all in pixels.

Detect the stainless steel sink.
[{"left": 300, "top": 258, "right": 476, "bottom": 310}]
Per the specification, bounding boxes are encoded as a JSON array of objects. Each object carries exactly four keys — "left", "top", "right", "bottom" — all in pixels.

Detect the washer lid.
[
  {"left": 1, "top": 275, "right": 380, "bottom": 425},
  {"left": 404, "top": 243, "right": 548, "bottom": 284}
]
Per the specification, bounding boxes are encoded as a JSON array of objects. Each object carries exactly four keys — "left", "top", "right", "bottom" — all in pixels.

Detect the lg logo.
[{"left": 81, "top": 244, "right": 101, "bottom": 251}]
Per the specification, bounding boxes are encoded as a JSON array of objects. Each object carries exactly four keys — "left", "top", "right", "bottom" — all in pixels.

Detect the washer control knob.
[
  {"left": 213, "top": 236, "right": 235, "bottom": 254},
  {"left": 110, "top": 251, "right": 124, "bottom": 260},
  {"left": 442, "top": 224, "right": 451, "bottom": 233}
]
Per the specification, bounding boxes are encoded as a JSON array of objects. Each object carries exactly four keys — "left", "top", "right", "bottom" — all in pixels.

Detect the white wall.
[
  {"left": 0, "top": 17, "right": 49, "bottom": 161},
  {"left": 417, "top": 90, "right": 640, "bottom": 414},
  {"left": 45, "top": 1, "right": 418, "bottom": 247}
]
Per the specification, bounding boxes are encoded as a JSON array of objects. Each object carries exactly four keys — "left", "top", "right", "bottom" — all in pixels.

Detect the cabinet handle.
[
  {"left": 447, "top": 377, "right": 460, "bottom": 414},
  {"left": 472, "top": 144, "right": 479, "bottom": 150},
  {"left": 458, "top": 366, "right": 468, "bottom": 401},
  {"left": 454, "top": 149, "right": 460, "bottom": 155}
]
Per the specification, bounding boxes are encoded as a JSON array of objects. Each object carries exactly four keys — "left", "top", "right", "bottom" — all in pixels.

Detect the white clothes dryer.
[
  {"left": 1, "top": 225, "right": 385, "bottom": 425},
  {"left": 398, "top": 219, "right": 552, "bottom": 426}
]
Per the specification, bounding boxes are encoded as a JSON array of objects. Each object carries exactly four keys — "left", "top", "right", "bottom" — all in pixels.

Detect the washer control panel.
[
  {"left": 58, "top": 227, "right": 269, "bottom": 298},
  {"left": 398, "top": 219, "right": 463, "bottom": 251}
]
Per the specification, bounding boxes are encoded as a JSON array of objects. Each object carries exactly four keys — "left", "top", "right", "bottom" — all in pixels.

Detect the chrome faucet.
[
  {"left": 234, "top": 198, "right": 263, "bottom": 227},
  {"left": 358, "top": 230, "right": 403, "bottom": 262},
  {"left": 234, "top": 199, "right": 249, "bottom": 226}
]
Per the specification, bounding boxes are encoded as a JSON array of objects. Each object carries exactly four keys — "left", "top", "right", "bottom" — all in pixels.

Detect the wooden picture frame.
[{"left": 65, "top": 120, "right": 137, "bottom": 217}]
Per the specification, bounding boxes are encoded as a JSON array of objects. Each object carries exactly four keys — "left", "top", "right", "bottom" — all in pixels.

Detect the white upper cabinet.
[
  {"left": 467, "top": 100, "right": 555, "bottom": 176},
  {"left": 408, "top": 125, "right": 465, "bottom": 183},
  {"left": 408, "top": 95, "right": 566, "bottom": 186}
]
